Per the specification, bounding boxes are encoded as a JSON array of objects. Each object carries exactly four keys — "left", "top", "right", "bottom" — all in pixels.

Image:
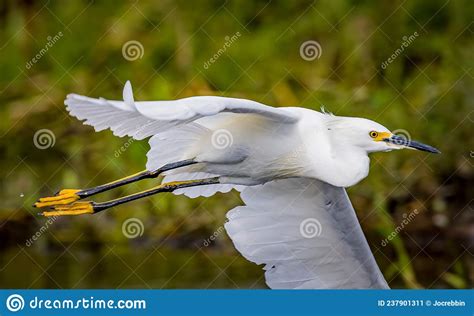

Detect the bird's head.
[{"left": 326, "top": 117, "right": 440, "bottom": 154}]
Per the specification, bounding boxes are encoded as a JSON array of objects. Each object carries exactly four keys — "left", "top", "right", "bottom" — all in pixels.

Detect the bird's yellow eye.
[{"left": 369, "top": 131, "right": 378, "bottom": 138}]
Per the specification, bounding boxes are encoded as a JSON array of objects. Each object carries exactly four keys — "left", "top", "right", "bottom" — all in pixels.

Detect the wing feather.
[
  {"left": 225, "top": 177, "right": 389, "bottom": 289},
  {"left": 65, "top": 81, "right": 298, "bottom": 197},
  {"left": 65, "top": 81, "right": 298, "bottom": 140}
]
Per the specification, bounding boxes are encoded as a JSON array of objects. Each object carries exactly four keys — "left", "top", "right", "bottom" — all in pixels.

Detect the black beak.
[{"left": 384, "top": 135, "right": 441, "bottom": 154}]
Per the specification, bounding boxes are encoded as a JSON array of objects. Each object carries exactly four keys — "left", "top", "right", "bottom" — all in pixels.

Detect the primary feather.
[
  {"left": 65, "top": 81, "right": 298, "bottom": 140},
  {"left": 225, "top": 177, "right": 389, "bottom": 289}
]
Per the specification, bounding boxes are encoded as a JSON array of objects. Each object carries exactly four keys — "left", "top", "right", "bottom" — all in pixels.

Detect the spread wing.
[
  {"left": 65, "top": 81, "right": 299, "bottom": 140},
  {"left": 225, "top": 177, "right": 389, "bottom": 289},
  {"left": 64, "top": 81, "right": 300, "bottom": 198}
]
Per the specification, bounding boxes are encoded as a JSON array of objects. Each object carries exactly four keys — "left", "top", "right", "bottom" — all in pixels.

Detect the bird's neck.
[
  {"left": 311, "top": 144, "right": 370, "bottom": 188},
  {"left": 336, "top": 145, "right": 369, "bottom": 186},
  {"left": 297, "top": 113, "right": 371, "bottom": 188}
]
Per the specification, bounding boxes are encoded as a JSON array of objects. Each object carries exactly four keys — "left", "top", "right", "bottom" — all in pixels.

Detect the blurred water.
[{"left": 0, "top": 245, "right": 266, "bottom": 289}]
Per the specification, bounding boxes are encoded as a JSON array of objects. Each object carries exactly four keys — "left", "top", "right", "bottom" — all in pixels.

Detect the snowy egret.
[{"left": 34, "top": 81, "right": 439, "bottom": 289}]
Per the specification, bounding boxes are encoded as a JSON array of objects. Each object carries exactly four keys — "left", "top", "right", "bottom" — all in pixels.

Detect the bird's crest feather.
[{"left": 320, "top": 105, "right": 334, "bottom": 116}]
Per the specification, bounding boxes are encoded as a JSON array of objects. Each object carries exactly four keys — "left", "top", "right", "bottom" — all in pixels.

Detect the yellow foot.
[
  {"left": 40, "top": 201, "right": 94, "bottom": 217},
  {"left": 34, "top": 189, "right": 81, "bottom": 208}
]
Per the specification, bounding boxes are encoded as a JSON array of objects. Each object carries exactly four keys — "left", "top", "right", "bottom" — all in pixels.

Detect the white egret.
[{"left": 35, "top": 81, "right": 439, "bottom": 289}]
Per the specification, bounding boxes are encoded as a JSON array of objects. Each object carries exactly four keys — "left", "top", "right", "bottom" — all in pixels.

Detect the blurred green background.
[{"left": 0, "top": 0, "right": 472, "bottom": 289}]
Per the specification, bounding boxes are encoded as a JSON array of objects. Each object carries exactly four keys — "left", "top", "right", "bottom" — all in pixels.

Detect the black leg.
[
  {"left": 40, "top": 177, "right": 220, "bottom": 217},
  {"left": 77, "top": 159, "right": 197, "bottom": 198},
  {"left": 34, "top": 159, "right": 197, "bottom": 208},
  {"left": 93, "top": 177, "right": 220, "bottom": 213}
]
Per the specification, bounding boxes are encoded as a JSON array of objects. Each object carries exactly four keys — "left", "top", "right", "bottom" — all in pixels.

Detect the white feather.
[
  {"left": 225, "top": 177, "right": 389, "bottom": 289},
  {"left": 162, "top": 171, "right": 244, "bottom": 198},
  {"left": 65, "top": 81, "right": 300, "bottom": 196},
  {"left": 65, "top": 81, "right": 298, "bottom": 141}
]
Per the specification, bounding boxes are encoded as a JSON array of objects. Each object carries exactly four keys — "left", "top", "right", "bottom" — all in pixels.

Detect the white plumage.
[
  {"left": 61, "top": 81, "right": 439, "bottom": 289},
  {"left": 66, "top": 81, "right": 297, "bottom": 140},
  {"left": 225, "top": 178, "right": 388, "bottom": 289}
]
